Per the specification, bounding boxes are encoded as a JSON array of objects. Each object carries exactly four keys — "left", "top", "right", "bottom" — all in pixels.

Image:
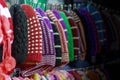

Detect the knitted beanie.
[
  {"left": 79, "top": 2, "right": 105, "bottom": 46},
  {"left": 21, "top": 4, "right": 42, "bottom": 62},
  {"left": 71, "top": 10, "right": 86, "bottom": 61},
  {"left": 46, "top": 10, "right": 69, "bottom": 66},
  {"left": 59, "top": 11, "right": 74, "bottom": 62},
  {"left": 35, "top": 8, "right": 55, "bottom": 55},
  {"left": 52, "top": 9, "right": 68, "bottom": 42},
  {"left": 48, "top": 18, "right": 62, "bottom": 66},
  {"left": 9, "top": 4, "right": 28, "bottom": 64},
  {"left": 35, "top": 9, "right": 56, "bottom": 66},
  {"left": 36, "top": 8, "right": 62, "bottom": 66},
  {"left": 62, "top": 10, "right": 81, "bottom": 61},
  {"left": 74, "top": 9, "right": 94, "bottom": 63},
  {"left": 77, "top": 8, "right": 97, "bottom": 56}
]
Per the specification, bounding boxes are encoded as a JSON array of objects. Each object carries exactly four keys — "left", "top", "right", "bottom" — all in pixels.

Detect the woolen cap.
[{"left": 21, "top": 4, "right": 43, "bottom": 62}]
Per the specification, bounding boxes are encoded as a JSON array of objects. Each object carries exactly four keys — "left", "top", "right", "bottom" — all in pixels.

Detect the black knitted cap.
[{"left": 9, "top": 4, "right": 28, "bottom": 64}]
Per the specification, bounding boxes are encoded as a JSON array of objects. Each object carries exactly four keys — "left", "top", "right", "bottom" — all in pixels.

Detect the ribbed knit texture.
[
  {"left": 46, "top": 10, "right": 69, "bottom": 66},
  {"left": 59, "top": 11, "right": 74, "bottom": 62},
  {"left": 35, "top": 8, "right": 55, "bottom": 55},
  {"left": 62, "top": 10, "right": 81, "bottom": 61},
  {"left": 78, "top": 2, "right": 105, "bottom": 47},
  {"left": 21, "top": 4, "right": 42, "bottom": 62},
  {"left": 48, "top": 17, "right": 62, "bottom": 66},
  {"left": 78, "top": 8, "right": 97, "bottom": 56},
  {"left": 52, "top": 9, "right": 68, "bottom": 42},
  {"left": 71, "top": 10, "right": 86, "bottom": 61},
  {"left": 9, "top": 4, "right": 28, "bottom": 64},
  {"left": 35, "top": 9, "right": 56, "bottom": 66}
]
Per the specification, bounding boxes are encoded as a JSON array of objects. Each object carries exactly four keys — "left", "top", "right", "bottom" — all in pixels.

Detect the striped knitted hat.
[
  {"left": 52, "top": 10, "right": 68, "bottom": 41},
  {"left": 35, "top": 8, "right": 56, "bottom": 67},
  {"left": 35, "top": 8, "right": 62, "bottom": 66},
  {"left": 9, "top": 4, "right": 28, "bottom": 64},
  {"left": 46, "top": 10, "right": 69, "bottom": 66},
  {"left": 77, "top": 8, "right": 97, "bottom": 56},
  {"left": 62, "top": 10, "right": 81, "bottom": 61},
  {"left": 59, "top": 11, "right": 75, "bottom": 62},
  {"left": 48, "top": 17, "right": 62, "bottom": 66},
  {"left": 71, "top": 10, "right": 86, "bottom": 61},
  {"left": 21, "top": 4, "right": 42, "bottom": 62}
]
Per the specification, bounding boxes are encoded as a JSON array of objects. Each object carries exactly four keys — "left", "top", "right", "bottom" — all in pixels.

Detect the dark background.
[
  {"left": 64, "top": 0, "right": 120, "bottom": 13},
  {"left": 64, "top": 0, "right": 120, "bottom": 80},
  {"left": 93, "top": 0, "right": 120, "bottom": 11}
]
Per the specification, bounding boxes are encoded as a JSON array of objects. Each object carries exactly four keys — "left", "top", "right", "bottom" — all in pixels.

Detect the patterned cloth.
[
  {"left": 46, "top": 10, "right": 69, "bottom": 66},
  {"left": 21, "top": 4, "right": 43, "bottom": 62}
]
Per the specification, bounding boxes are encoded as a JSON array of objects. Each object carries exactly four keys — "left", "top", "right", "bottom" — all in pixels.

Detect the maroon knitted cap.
[{"left": 21, "top": 4, "right": 42, "bottom": 62}]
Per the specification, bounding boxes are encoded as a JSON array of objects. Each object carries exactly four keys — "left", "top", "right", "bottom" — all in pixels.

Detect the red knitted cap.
[{"left": 21, "top": 4, "right": 42, "bottom": 62}]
